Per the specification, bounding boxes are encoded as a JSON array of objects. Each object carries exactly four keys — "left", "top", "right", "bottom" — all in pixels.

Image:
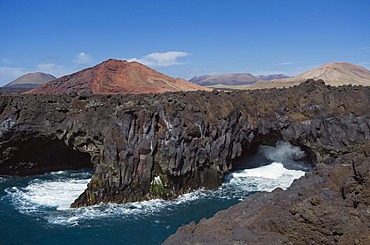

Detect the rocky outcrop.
[
  {"left": 164, "top": 143, "right": 370, "bottom": 244},
  {"left": 0, "top": 80, "right": 369, "bottom": 213}
]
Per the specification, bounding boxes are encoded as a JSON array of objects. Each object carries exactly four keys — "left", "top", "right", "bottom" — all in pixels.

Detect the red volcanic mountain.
[{"left": 28, "top": 59, "right": 210, "bottom": 94}]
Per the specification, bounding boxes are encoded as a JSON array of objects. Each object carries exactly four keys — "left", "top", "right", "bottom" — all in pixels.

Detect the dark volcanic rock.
[
  {"left": 0, "top": 87, "right": 32, "bottom": 95},
  {"left": 164, "top": 145, "right": 370, "bottom": 244},
  {"left": 0, "top": 79, "right": 369, "bottom": 219}
]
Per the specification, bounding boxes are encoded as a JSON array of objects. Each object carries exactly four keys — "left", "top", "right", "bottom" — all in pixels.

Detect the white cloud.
[
  {"left": 276, "top": 62, "right": 294, "bottom": 66},
  {"left": 73, "top": 52, "right": 93, "bottom": 66},
  {"left": 359, "top": 47, "right": 370, "bottom": 50},
  {"left": 128, "top": 51, "right": 189, "bottom": 67},
  {"left": 37, "top": 63, "right": 63, "bottom": 71}
]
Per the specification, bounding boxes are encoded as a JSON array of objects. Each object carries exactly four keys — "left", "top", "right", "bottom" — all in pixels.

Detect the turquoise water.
[{"left": 0, "top": 142, "right": 308, "bottom": 245}]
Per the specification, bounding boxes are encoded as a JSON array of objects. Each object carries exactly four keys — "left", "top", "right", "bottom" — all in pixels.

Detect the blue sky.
[{"left": 0, "top": 0, "right": 369, "bottom": 85}]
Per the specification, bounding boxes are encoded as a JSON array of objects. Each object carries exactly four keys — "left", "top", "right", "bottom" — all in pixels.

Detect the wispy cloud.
[
  {"left": 0, "top": 52, "right": 96, "bottom": 85},
  {"left": 1, "top": 58, "right": 11, "bottom": 65},
  {"left": 276, "top": 62, "right": 294, "bottom": 66},
  {"left": 359, "top": 47, "right": 370, "bottom": 50},
  {"left": 73, "top": 52, "right": 93, "bottom": 66},
  {"left": 36, "top": 63, "right": 71, "bottom": 77},
  {"left": 37, "top": 52, "right": 95, "bottom": 77},
  {"left": 0, "top": 66, "right": 29, "bottom": 85},
  {"left": 128, "top": 51, "right": 189, "bottom": 67},
  {"left": 253, "top": 70, "right": 286, "bottom": 76}
]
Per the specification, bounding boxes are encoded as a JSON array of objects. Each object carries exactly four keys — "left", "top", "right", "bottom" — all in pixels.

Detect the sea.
[{"left": 0, "top": 141, "right": 309, "bottom": 245}]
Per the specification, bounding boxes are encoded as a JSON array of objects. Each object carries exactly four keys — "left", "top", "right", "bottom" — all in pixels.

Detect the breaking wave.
[
  {"left": 2, "top": 141, "right": 308, "bottom": 227},
  {"left": 259, "top": 141, "right": 309, "bottom": 170},
  {"left": 4, "top": 166, "right": 304, "bottom": 226}
]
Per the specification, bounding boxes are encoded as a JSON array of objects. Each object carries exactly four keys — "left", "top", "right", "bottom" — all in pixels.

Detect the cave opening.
[
  {"left": 232, "top": 132, "right": 314, "bottom": 172},
  {"left": 0, "top": 134, "right": 93, "bottom": 176},
  {"left": 221, "top": 133, "right": 315, "bottom": 195}
]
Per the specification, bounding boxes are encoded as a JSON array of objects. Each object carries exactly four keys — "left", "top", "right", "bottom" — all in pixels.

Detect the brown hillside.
[{"left": 28, "top": 59, "right": 210, "bottom": 94}]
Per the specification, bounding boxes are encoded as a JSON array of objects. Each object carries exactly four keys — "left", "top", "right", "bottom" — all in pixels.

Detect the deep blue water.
[
  {"left": 0, "top": 142, "right": 308, "bottom": 245},
  {"left": 0, "top": 171, "right": 242, "bottom": 244}
]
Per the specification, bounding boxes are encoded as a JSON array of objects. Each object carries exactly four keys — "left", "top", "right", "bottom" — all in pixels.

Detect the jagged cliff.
[{"left": 0, "top": 80, "right": 369, "bottom": 213}]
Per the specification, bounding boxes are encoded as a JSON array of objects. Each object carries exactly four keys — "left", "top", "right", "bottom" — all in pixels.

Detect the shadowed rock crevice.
[{"left": 0, "top": 132, "right": 92, "bottom": 176}]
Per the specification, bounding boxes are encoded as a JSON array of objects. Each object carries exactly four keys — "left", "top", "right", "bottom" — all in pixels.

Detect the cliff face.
[{"left": 0, "top": 80, "right": 369, "bottom": 212}]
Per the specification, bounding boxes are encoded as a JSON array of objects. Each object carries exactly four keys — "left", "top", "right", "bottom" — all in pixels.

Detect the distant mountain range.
[
  {"left": 5, "top": 61, "right": 369, "bottom": 95},
  {"left": 249, "top": 62, "right": 370, "bottom": 89},
  {"left": 189, "top": 73, "right": 289, "bottom": 86},
  {"left": 201, "top": 62, "right": 370, "bottom": 90},
  {"left": 257, "top": 74, "right": 290, "bottom": 81},
  {"left": 28, "top": 59, "right": 210, "bottom": 94},
  {"left": 4, "top": 72, "right": 56, "bottom": 88}
]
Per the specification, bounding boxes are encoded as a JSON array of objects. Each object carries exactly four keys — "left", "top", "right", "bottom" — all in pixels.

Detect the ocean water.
[{"left": 0, "top": 142, "right": 308, "bottom": 245}]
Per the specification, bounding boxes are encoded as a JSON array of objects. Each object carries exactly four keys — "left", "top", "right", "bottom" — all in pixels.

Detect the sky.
[{"left": 0, "top": 0, "right": 369, "bottom": 85}]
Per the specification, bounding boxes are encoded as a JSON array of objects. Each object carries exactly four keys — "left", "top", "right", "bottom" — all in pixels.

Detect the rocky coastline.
[{"left": 0, "top": 80, "right": 369, "bottom": 243}]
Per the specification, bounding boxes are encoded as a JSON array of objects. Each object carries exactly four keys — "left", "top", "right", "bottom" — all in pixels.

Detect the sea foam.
[
  {"left": 226, "top": 162, "right": 305, "bottom": 193},
  {"left": 4, "top": 144, "right": 306, "bottom": 226},
  {"left": 19, "top": 178, "right": 90, "bottom": 210}
]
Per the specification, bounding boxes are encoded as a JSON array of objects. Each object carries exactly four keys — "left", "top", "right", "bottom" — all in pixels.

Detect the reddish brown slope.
[{"left": 28, "top": 59, "right": 210, "bottom": 94}]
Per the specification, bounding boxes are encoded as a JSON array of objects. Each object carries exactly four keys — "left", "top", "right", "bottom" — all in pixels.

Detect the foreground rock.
[{"left": 164, "top": 143, "right": 370, "bottom": 244}]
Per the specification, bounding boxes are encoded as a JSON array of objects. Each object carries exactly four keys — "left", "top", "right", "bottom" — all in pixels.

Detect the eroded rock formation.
[{"left": 0, "top": 80, "right": 369, "bottom": 216}]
